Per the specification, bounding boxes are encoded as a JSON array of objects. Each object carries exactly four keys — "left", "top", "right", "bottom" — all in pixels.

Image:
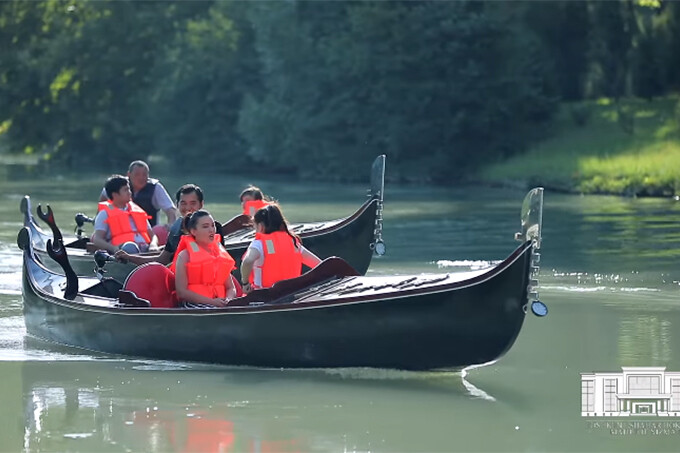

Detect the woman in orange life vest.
[
  {"left": 174, "top": 210, "right": 237, "bottom": 307},
  {"left": 239, "top": 185, "right": 271, "bottom": 217},
  {"left": 240, "top": 204, "right": 322, "bottom": 293}
]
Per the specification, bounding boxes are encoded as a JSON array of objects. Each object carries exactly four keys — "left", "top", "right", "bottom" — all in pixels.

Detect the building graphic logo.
[{"left": 581, "top": 367, "right": 680, "bottom": 417}]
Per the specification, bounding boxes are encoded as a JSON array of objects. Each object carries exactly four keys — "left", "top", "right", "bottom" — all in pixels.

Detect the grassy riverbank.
[{"left": 479, "top": 95, "right": 680, "bottom": 197}]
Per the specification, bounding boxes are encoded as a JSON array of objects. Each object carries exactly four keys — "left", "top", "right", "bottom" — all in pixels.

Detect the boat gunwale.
[
  {"left": 219, "top": 196, "right": 378, "bottom": 245},
  {"left": 24, "top": 195, "right": 379, "bottom": 259},
  {"left": 23, "top": 239, "right": 533, "bottom": 316}
]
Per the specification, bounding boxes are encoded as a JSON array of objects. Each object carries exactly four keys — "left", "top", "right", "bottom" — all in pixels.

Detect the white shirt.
[{"left": 245, "top": 239, "right": 315, "bottom": 288}]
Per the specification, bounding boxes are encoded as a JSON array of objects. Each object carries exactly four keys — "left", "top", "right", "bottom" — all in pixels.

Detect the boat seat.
[
  {"left": 121, "top": 263, "right": 178, "bottom": 308},
  {"left": 81, "top": 277, "right": 123, "bottom": 298},
  {"left": 232, "top": 275, "right": 244, "bottom": 298},
  {"left": 64, "top": 237, "right": 89, "bottom": 250},
  {"left": 219, "top": 214, "right": 253, "bottom": 236},
  {"left": 228, "top": 256, "right": 359, "bottom": 306}
]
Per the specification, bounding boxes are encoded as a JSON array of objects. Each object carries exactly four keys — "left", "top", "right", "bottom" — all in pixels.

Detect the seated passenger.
[
  {"left": 99, "top": 160, "right": 178, "bottom": 226},
  {"left": 240, "top": 204, "right": 321, "bottom": 293},
  {"left": 92, "top": 175, "right": 158, "bottom": 255},
  {"left": 239, "top": 185, "right": 271, "bottom": 217},
  {"left": 174, "top": 210, "right": 237, "bottom": 307},
  {"left": 115, "top": 184, "right": 204, "bottom": 266}
]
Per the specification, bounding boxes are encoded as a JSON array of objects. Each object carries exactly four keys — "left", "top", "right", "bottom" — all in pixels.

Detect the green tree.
[
  {"left": 139, "top": 1, "right": 261, "bottom": 170},
  {"left": 239, "top": 1, "right": 556, "bottom": 181}
]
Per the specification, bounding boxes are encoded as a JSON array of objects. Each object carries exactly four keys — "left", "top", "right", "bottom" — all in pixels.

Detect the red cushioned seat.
[
  {"left": 122, "top": 263, "right": 178, "bottom": 308},
  {"left": 231, "top": 275, "right": 243, "bottom": 298},
  {"left": 152, "top": 224, "right": 169, "bottom": 246}
]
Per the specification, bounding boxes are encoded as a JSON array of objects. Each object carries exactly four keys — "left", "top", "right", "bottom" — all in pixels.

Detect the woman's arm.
[
  {"left": 240, "top": 247, "right": 261, "bottom": 293},
  {"left": 225, "top": 275, "right": 237, "bottom": 301},
  {"left": 301, "top": 246, "right": 322, "bottom": 268},
  {"left": 175, "top": 250, "right": 227, "bottom": 306}
]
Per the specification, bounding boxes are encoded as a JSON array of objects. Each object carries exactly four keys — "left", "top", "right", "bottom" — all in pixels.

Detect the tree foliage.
[{"left": 0, "top": 0, "right": 679, "bottom": 181}]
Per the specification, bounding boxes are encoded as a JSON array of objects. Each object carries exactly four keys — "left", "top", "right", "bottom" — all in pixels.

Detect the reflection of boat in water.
[
  {"left": 20, "top": 360, "right": 307, "bottom": 452},
  {"left": 19, "top": 188, "right": 546, "bottom": 370},
  {"left": 21, "top": 155, "right": 387, "bottom": 281},
  {"left": 18, "top": 360, "right": 501, "bottom": 452}
]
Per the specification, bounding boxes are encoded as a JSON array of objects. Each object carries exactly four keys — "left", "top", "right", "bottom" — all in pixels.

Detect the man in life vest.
[
  {"left": 239, "top": 185, "right": 271, "bottom": 217},
  {"left": 174, "top": 210, "right": 237, "bottom": 307},
  {"left": 115, "top": 184, "right": 204, "bottom": 266},
  {"left": 92, "top": 174, "right": 158, "bottom": 255},
  {"left": 240, "top": 204, "right": 321, "bottom": 292},
  {"left": 98, "top": 160, "right": 178, "bottom": 244}
]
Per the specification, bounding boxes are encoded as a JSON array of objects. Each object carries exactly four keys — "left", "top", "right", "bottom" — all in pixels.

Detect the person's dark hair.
[
  {"left": 128, "top": 160, "right": 149, "bottom": 173},
  {"left": 185, "top": 209, "right": 212, "bottom": 232},
  {"left": 175, "top": 184, "right": 204, "bottom": 204},
  {"left": 104, "top": 175, "right": 130, "bottom": 199},
  {"left": 253, "top": 204, "right": 300, "bottom": 246},
  {"left": 239, "top": 185, "right": 264, "bottom": 202}
]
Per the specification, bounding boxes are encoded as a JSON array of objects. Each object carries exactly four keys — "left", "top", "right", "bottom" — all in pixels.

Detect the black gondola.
[
  {"left": 21, "top": 155, "right": 387, "bottom": 281},
  {"left": 18, "top": 188, "right": 545, "bottom": 371}
]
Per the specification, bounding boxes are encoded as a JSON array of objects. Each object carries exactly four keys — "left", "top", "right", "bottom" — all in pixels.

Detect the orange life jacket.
[
  {"left": 251, "top": 231, "right": 303, "bottom": 288},
  {"left": 169, "top": 233, "right": 225, "bottom": 273},
  {"left": 183, "top": 236, "right": 236, "bottom": 299},
  {"left": 242, "top": 199, "right": 269, "bottom": 217},
  {"left": 97, "top": 201, "right": 151, "bottom": 246}
]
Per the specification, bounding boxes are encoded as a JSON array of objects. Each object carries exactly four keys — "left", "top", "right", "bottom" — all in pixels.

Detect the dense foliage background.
[{"left": 1, "top": 0, "right": 679, "bottom": 181}]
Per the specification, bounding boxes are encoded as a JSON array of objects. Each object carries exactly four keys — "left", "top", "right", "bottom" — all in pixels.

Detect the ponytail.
[{"left": 253, "top": 204, "right": 300, "bottom": 247}]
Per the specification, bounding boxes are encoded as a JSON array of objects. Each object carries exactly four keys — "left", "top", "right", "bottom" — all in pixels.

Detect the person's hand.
[
  {"left": 148, "top": 243, "right": 160, "bottom": 252},
  {"left": 212, "top": 297, "right": 230, "bottom": 307},
  {"left": 114, "top": 249, "right": 131, "bottom": 264}
]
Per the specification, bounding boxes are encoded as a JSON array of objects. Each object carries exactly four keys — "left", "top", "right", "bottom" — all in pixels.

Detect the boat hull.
[{"left": 22, "top": 240, "right": 532, "bottom": 371}]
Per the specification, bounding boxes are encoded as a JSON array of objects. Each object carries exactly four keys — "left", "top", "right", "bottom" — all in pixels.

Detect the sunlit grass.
[{"left": 480, "top": 95, "right": 680, "bottom": 196}]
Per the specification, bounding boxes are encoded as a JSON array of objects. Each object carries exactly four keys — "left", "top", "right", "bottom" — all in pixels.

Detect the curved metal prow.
[
  {"left": 370, "top": 155, "right": 386, "bottom": 200},
  {"left": 517, "top": 187, "right": 544, "bottom": 249},
  {"left": 369, "top": 155, "right": 386, "bottom": 256},
  {"left": 20, "top": 195, "right": 44, "bottom": 231},
  {"left": 515, "top": 187, "right": 545, "bottom": 317},
  {"left": 20, "top": 195, "right": 29, "bottom": 218}
]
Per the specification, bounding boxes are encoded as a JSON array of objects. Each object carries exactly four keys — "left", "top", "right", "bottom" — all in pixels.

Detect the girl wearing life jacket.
[
  {"left": 240, "top": 204, "right": 321, "bottom": 292},
  {"left": 174, "top": 210, "right": 237, "bottom": 307},
  {"left": 239, "top": 185, "right": 271, "bottom": 217}
]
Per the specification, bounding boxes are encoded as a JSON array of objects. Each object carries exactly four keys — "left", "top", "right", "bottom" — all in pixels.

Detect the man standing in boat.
[
  {"left": 92, "top": 175, "right": 159, "bottom": 255},
  {"left": 99, "top": 160, "right": 178, "bottom": 243},
  {"left": 115, "top": 183, "right": 204, "bottom": 266}
]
